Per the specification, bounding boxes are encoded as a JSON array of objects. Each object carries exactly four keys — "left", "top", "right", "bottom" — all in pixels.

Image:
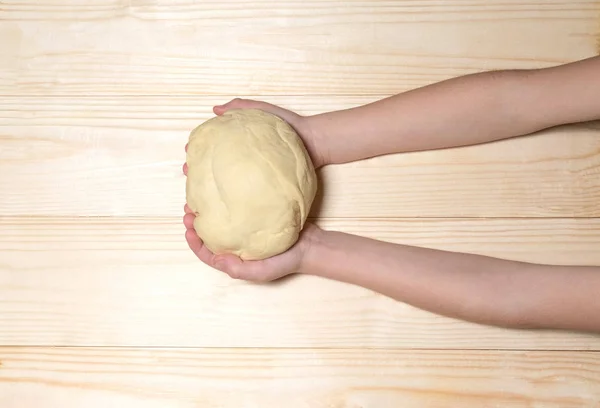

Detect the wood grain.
[
  {"left": 3, "top": 216, "right": 600, "bottom": 265},
  {"left": 1, "top": 1, "right": 598, "bottom": 95},
  {"left": 1, "top": 347, "right": 599, "bottom": 407},
  {"left": 3, "top": 0, "right": 600, "bottom": 405},
  {"left": 1, "top": 96, "right": 599, "bottom": 218},
  {"left": 1, "top": 216, "right": 599, "bottom": 349}
]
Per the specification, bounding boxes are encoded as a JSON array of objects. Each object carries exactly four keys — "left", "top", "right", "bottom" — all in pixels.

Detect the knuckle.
[{"left": 227, "top": 267, "right": 241, "bottom": 280}]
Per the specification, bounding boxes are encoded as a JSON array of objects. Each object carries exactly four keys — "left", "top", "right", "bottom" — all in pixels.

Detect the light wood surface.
[
  {"left": 1, "top": 348, "right": 599, "bottom": 408},
  {"left": 2, "top": 216, "right": 600, "bottom": 348},
  {"left": 1, "top": 1, "right": 597, "bottom": 96},
  {"left": 2, "top": 0, "right": 600, "bottom": 405}
]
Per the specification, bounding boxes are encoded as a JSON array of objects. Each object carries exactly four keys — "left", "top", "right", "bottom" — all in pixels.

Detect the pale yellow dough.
[{"left": 186, "top": 109, "right": 318, "bottom": 260}]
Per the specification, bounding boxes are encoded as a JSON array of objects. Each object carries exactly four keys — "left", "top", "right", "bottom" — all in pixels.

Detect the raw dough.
[{"left": 186, "top": 109, "right": 318, "bottom": 260}]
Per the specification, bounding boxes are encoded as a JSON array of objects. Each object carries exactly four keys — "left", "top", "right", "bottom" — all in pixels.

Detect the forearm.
[
  {"left": 310, "top": 56, "right": 600, "bottom": 165},
  {"left": 304, "top": 229, "right": 600, "bottom": 332}
]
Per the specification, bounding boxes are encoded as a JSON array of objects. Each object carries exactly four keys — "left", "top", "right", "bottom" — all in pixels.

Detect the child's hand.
[
  {"left": 183, "top": 204, "right": 321, "bottom": 282},
  {"left": 213, "top": 98, "right": 328, "bottom": 169}
]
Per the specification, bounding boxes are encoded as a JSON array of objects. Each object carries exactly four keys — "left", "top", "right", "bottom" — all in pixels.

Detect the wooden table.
[{"left": 1, "top": 1, "right": 599, "bottom": 406}]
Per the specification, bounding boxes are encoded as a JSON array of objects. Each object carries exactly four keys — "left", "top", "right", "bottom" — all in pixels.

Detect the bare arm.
[
  {"left": 188, "top": 56, "right": 600, "bottom": 333},
  {"left": 302, "top": 229, "right": 600, "bottom": 332},
  {"left": 297, "top": 56, "right": 600, "bottom": 331},
  {"left": 309, "top": 56, "right": 600, "bottom": 165}
]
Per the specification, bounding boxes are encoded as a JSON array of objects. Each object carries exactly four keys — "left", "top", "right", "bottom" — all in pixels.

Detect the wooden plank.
[
  {"left": 1, "top": 1, "right": 598, "bottom": 95},
  {"left": 1, "top": 96, "right": 599, "bottom": 218},
  {"left": 1, "top": 347, "right": 599, "bottom": 407},
  {"left": 3, "top": 216, "right": 600, "bottom": 265},
  {"left": 1, "top": 216, "right": 599, "bottom": 349}
]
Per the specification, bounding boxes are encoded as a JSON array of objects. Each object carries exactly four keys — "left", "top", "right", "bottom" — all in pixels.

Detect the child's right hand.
[{"left": 183, "top": 204, "right": 324, "bottom": 282}]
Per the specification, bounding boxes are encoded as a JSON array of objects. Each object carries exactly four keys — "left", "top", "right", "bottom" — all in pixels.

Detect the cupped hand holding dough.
[{"left": 185, "top": 109, "right": 318, "bottom": 261}]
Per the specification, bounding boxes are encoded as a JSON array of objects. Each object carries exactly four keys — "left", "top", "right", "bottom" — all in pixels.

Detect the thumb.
[{"left": 213, "top": 98, "right": 301, "bottom": 124}]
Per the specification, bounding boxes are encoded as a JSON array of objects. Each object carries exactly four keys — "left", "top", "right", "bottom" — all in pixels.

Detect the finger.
[
  {"left": 212, "top": 254, "right": 280, "bottom": 282},
  {"left": 213, "top": 98, "right": 243, "bottom": 115},
  {"left": 184, "top": 203, "right": 194, "bottom": 214},
  {"left": 213, "top": 254, "right": 244, "bottom": 278},
  {"left": 185, "top": 143, "right": 188, "bottom": 152},
  {"left": 185, "top": 229, "right": 215, "bottom": 265},
  {"left": 246, "top": 255, "right": 291, "bottom": 282},
  {"left": 183, "top": 212, "right": 195, "bottom": 229},
  {"left": 214, "top": 98, "right": 300, "bottom": 124},
  {"left": 183, "top": 162, "right": 188, "bottom": 175},
  {"left": 236, "top": 260, "right": 270, "bottom": 282}
]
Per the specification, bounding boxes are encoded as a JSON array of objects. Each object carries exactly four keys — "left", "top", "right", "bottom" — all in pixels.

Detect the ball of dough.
[{"left": 185, "top": 109, "right": 318, "bottom": 260}]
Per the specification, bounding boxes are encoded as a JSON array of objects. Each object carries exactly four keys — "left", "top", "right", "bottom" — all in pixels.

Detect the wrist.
[
  {"left": 297, "top": 223, "right": 331, "bottom": 275},
  {"left": 303, "top": 114, "right": 332, "bottom": 168}
]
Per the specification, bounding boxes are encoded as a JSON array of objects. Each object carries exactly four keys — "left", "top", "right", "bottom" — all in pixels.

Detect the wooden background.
[{"left": 1, "top": 0, "right": 600, "bottom": 406}]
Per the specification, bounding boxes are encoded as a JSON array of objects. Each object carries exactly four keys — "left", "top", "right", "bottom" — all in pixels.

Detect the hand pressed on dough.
[{"left": 185, "top": 109, "right": 318, "bottom": 261}]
